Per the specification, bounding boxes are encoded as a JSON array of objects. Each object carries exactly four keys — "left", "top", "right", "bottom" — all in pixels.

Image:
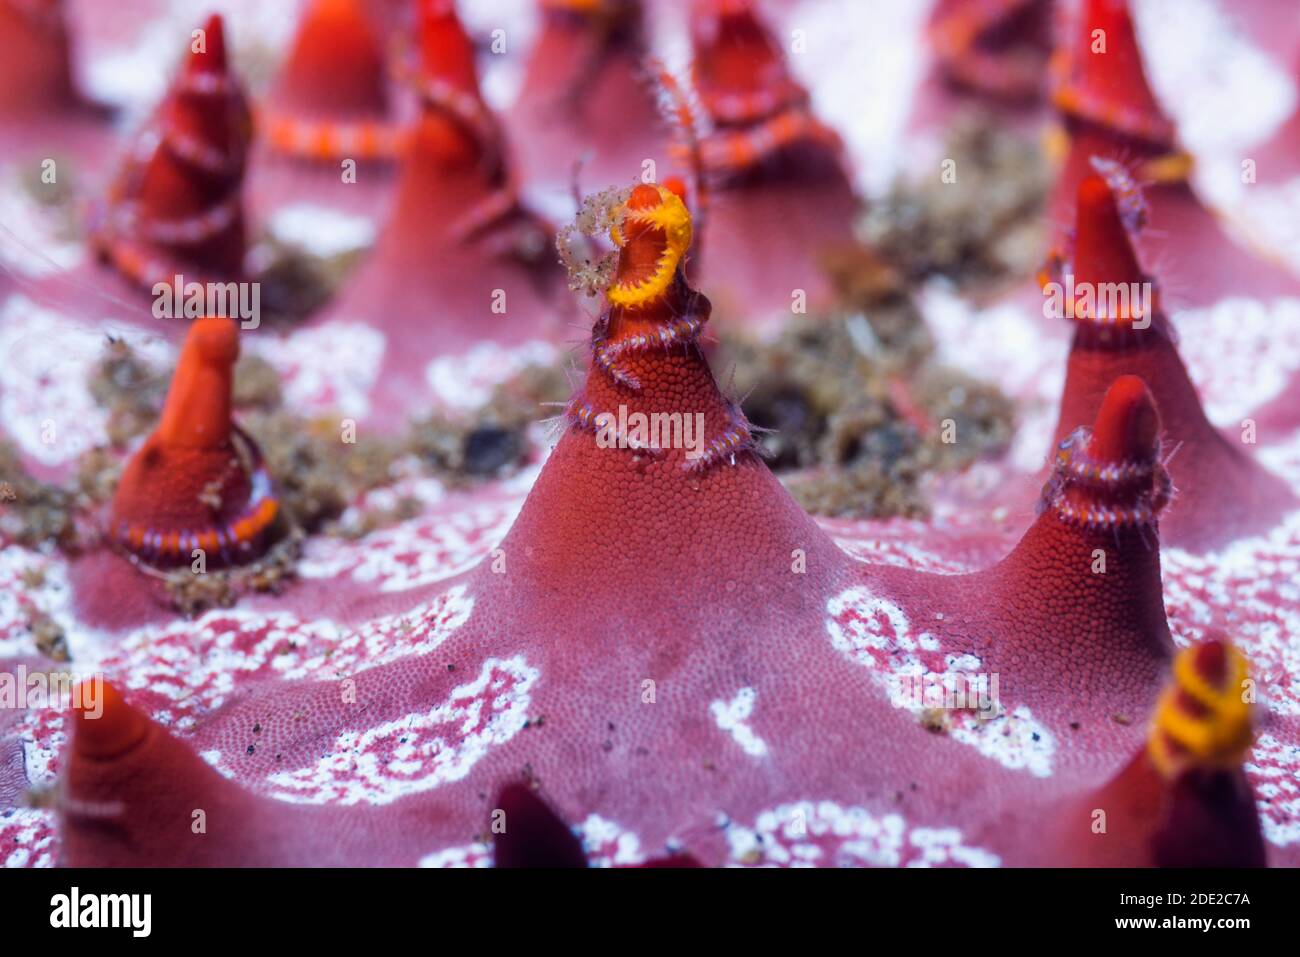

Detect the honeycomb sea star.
[{"left": 0, "top": 0, "right": 1299, "bottom": 871}]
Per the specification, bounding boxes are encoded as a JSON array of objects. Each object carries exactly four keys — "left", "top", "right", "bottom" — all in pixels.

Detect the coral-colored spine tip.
[
  {"left": 155, "top": 316, "right": 240, "bottom": 449},
  {"left": 1087, "top": 374, "right": 1160, "bottom": 463},
  {"left": 73, "top": 682, "right": 150, "bottom": 760},
  {"left": 191, "top": 13, "right": 229, "bottom": 74},
  {"left": 1074, "top": 172, "right": 1144, "bottom": 289}
]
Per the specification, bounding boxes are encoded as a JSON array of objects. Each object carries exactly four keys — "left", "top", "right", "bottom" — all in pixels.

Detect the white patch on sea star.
[
  {"left": 425, "top": 340, "right": 558, "bottom": 412},
  {"left": 0, "top": 808, "right": 57, "bottom": 869},
  {"left": 826, "top": 584, "right": 1057, "bottom": 777},
  {"left": 262, "top": 655, "right": 538, "bottom": 806},
  {"left": 298, "top": 501, "right": 519, "bottom": 593},
  {"left": 417, "top": 842, "right": 492, "bottom": 868},
  {"left": 0, "top": 297, "right": 169, "bottom": 466},
  {"left": 710, "top": 687, "right": 768, "bottom": 758},
  {"left": 414, "top": 814, "right": 648, "bottom": 868},
  {"left": 577, "top": 814, "right": 646, "bottom": 867},
  {"left": 1245, "top": 733, "right": 1300, "bottom": 847},
  {"left": 245, "top": 320, "right": 385, "bottom": 420},
  {"left": 0, "top": 183, "right": 83, "bottom": 277},
  {"left": 1171, "top": 298, "right": 1300, "bottom": 428},
  {"left": 102, "top": 585, "right": 475, "bottom": 731},
  {"left": 264, "top": 204, "right": 375, "bottom": 259},
  {"left": 725, "top": 800, "right": 1000, "bottom": 868},
  {"left": 1134, "top": 0, "right": 1294, "bottom": 151}
]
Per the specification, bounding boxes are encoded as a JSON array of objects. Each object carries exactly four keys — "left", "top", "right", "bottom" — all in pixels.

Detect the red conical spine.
[
  {"left": 94, "top": 14, "right": 252, "bottom": 289},
  {"left": 927, "top": 0, "right": 1052, "bottom": 102},
  {"left": 261, "top": 0, "right": 403, "bottom": 161},
  {"left": 1050, "top": 168, "right": 1296, "bottom": 549},
  {"left": 689, "top": 0, "right": 840, "bottom": 176},
  {"left": 108, "top": 317, "right": 278, "bottom": 565},
  {"left": 1050, "top": 0, "right": 1175, "bottom": 148},
  {"left": 492, "top": 783, "right": 589, "bottom": 868}
]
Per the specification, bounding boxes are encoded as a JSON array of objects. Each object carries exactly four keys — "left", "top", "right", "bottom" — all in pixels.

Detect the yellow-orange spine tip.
[
  {"left": 1148, "top": 639, "right": 1254, "bottom": 779},
  {"left": 606, "top": 183, "right": 693, "bottom": 309}
]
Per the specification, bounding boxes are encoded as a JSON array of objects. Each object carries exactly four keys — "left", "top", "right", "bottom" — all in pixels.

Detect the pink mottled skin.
[
  {"left": 687, "top": 0, "right": 858, "bottom": 328},
  {"left": 1049, "top": 0, "right": 1300, "bottom": 306},
  {"left": 1051, "top": 173, "right": 1296, "bottom": 550},
  {"left": 305, "top": 1, "right": 569, "bottom": 423},
  {"left": 62, "top": 683, "right": 456, "bottom": 867},
  {"left": 506, "top": 1, "right": 667, "bottom": 194}
]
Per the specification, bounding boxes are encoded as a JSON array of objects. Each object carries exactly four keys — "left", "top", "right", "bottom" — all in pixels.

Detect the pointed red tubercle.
[
  {"left": 417, "top": 0, "right": 480, "bottom": 95},
  {"left": 73, "top": 681, "right": 150, "bottom": 760},
  {"left": 1086, "top": 374, "right": 1160, "bottom": 464},
  {"left": 109, "top": 316, "right": 279, "bottom": 565},
  {"left": 1073, "top": 172, "right": 1145, "bottom": 291},
  {"left": 1053, "top": 0, "right": 1173, "bottom": 145},
  {"left": 1075, "top": 0, "right": 1157, "bottom": 115},
  {"left": 190, "top": 13, "right": 229, "bottom": 75},
  {"left": 282, "top": 0, "right": 386, "bottom": 99},
  {"left": 1043, "top": 374, "right": 1171, "bottom": 528},
  {"left": 155, "top": 316, "right": 240, "bottom": 449}
]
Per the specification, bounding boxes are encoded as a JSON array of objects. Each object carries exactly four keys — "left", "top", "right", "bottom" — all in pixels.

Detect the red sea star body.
[{"left": 1, "top": 0, "right": 1299, "bottom": 871}]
